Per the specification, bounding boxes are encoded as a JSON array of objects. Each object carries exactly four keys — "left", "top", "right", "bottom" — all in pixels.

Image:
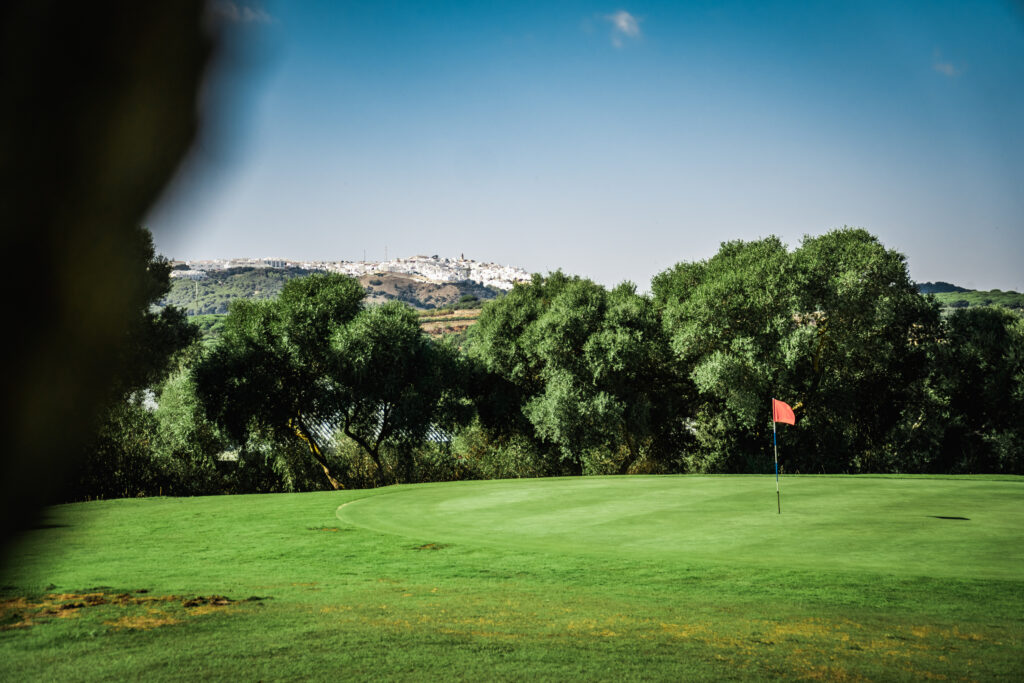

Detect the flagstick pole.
[{"left": 773, "top": 419, "right": 780, "bottom": 514}]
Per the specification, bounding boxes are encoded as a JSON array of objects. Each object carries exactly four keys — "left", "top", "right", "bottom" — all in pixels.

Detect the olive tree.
[
  {"left": 652, "top": 236, "right": 796, "bottom": 472},
  {"left": 332, "top": 301, "right": 471, "bottom": 484},
  {"left": 195, "top": 274, "right": 468, "bottom": 488},
  {"left": 194, "top": 274, "right": 365, "bottom": 489},
  {"left": 467, "top": 273, "right": 685, "bottom": 475},
  {"left": 923, "top": 307, "right": 1024, "bottom": 473},
  {"left": 654, "top": 228, "right": 941, "bottom": 473}
]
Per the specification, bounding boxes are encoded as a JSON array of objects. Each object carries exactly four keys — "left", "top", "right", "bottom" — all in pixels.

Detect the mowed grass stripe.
[{"left": 336, "top": 475, "right": 1024, "bottom": 579}]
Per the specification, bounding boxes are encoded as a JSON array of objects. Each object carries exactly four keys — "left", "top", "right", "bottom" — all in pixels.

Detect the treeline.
[{"left": 71, "top": 228, "right": 1024, "bottom": 499}]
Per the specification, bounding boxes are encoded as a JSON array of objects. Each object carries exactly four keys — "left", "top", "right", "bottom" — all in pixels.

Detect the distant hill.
[
  {"left": 916, "top": 281, "right": 971, "bottom": 294},
  {"left": 356, "top": 273, "right": 500, "bottom": 310},
  {"left": 930, "top": 289, "right": 1024, "bottom": 312},
  {"left": 161, "top": 267, "right": 306, "bottom": 315},
  {"left": 158, "top": 267, "right": 503, "bottom": 316},
  {"left": 914, "top": 281, "right": 1023, "bottom": 313}
]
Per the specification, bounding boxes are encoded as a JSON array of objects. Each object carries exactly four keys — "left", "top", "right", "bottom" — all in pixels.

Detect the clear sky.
[{"left": 149, "top": 0, "right": 1024, "bottom": 292}]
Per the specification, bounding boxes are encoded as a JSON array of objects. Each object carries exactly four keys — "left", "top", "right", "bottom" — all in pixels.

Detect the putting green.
[{"left": 337, "top": 475, "right": 1024, "bottom": 580}]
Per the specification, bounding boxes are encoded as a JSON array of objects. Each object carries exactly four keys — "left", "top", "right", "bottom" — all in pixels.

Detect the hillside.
[
  {"left": 161, "top": 267, "right": 306, "bottom": 315},
  {"left": 916, "top": 281, "right": 1023, "bottom": 313},
  {"left": 356, "top": 273, "right": 499, "bottom": 309},
  {"left": 931, "top": 289, "right": 1024, "bottom": 311},
  {"left": 915, "top": 281, "right": 971, "bottom": 294},
  {"left": 417, "top": 307, "right": 483, "bottom": 338},
  {"left": 159, "top": 267, "right": 503, "bottom": 315}
]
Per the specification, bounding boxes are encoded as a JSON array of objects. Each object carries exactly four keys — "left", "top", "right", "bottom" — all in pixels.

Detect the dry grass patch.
[
  {"left": 0, "top": 590, "right": 263, "bottom": 633},
  {"left": 105, "top": 614, "right": 182, "bottom": 631}
]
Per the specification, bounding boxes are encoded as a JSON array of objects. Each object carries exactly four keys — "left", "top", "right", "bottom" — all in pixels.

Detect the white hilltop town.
[{"left": 170, "top": 254, "right": 532, "bottom": 291}]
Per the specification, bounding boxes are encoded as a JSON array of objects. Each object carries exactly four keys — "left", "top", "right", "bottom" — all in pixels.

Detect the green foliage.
[
  {"left": 333, "top": 302, "right": 472, "bottom": 483},
  {"left": 278, "top": 274, "right": 366, "bottom": 370},
  {"left": 652, "top": 236, "right": 794, "bottom": 471},
  {"left": 916, "top": 281, "right": 970, "bottom": 294},
  {"left": 466, "top": 273, "right": 687, "bottom": 475},
  {"left": 435, "top": 297, "right": 485, "bottom": 311},
  {"left": 194, "top": 274, "right": 470, "bottom": 487},
  {"left": 74, "top": 229, "right": 201, "bottom": 500},
  {"left": 70, "top": 397, "right": 162, "bottom": 500},
  {"left": 193, "top": 275, "right": 360, "bottom": 489},
  {"left": 150, "top": 354, "right": 229, "bottom": 495},
  {"left": 450, "top": 420, "right": 551, "bottom": 479},
  {"left": 107, "top": 230, "right": 201, "bottom": 401},
  {"left": 923, "top": 307, "right": 1024, "bottom": 473},
  {"left": 195, "top": 300, "right": 295, "bottom": 448},
  {"left": 162, "top": 268, "right": 501, "bottom": 318},
  {"left": 786, "top": 229, "right": 941, "bottom": 472},
  {"left": 82, "top": 229, "right": 1023, "bottom": 496},
  {"left": 654, "top": 228, "right": 943, "bottom": 473},
  {"left": 190, "top": 313, "right": 226, "bottom": 339}
]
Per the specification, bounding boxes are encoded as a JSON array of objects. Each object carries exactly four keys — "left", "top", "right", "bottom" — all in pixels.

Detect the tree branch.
[{"left": 289, "top": 416, "right": 343, "bottom": 490}]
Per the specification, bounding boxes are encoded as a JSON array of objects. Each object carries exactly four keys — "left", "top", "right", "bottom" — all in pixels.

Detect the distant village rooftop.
[{"left": 172, "top": 255, "right": 532, "bottom": 291}]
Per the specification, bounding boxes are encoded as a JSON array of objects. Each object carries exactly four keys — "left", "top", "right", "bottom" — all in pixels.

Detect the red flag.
[{"left": 772, "top": 399, "right": 795, "bottom": 425}]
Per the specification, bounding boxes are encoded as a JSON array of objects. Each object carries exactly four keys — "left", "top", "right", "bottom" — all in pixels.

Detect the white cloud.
[
  {"left": 932, "top": 49, "right": 963, "bottom": 77},
  {"left": 211, "top": 1, "right": 274, "bottom": 24},
  {"left": 605, "top": 10, "right": 641, "bottom": 48}
]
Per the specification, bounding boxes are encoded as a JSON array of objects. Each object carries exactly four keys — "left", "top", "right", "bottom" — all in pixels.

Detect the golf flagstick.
[
  {"left": 773, "top": 419, "right": 780, "bottom": 514},
  {"left": 771, "top": 399, "right": 795, "bottom": 514}
]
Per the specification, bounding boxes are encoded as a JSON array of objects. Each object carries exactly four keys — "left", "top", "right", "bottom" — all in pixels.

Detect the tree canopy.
[
  {"left": 466, "top": 273, "right": 686, "bottom": 475},
  {"left": 652, "top": 228, "right": 942, "bottom": 473},
  {"left": 194, "top": 273, "right": 469, "bottom": 487}
]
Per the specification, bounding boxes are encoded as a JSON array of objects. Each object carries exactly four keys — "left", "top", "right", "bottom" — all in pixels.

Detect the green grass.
[{"left": 3, "top": 475, "right": 1023, "bottom": 680}]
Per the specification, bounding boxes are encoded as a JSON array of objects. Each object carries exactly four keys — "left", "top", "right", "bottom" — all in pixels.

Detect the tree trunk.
[
  {"left": 342, "top": 422, "right": 387, "bottom": 486},
  {"left": 290, "top": 417, "right": 343, "bottom": 490},
  {"left": 617, "top": 428, "right": 640, "bottom": 475}
]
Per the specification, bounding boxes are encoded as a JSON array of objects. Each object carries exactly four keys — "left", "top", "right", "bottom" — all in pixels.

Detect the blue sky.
[{"left": 149, "top": 0, "right": 1024, "bottom": 291}]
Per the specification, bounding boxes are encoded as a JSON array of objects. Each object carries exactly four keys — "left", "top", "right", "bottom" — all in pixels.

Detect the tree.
[
  {"left": 467, "top": 273, "right": 685, "bottom": 475},
  {"left": 111, "top": 227, "right": 202, "bottom": 398},
  {"left": 786, "top": 229, "right": 940, "bottom": 472},
  {"left": 71, "top": 228, "right": 201, "bottom": 500},
  {"left": 71, "top": 396, "right": 162, "bottom": 501},
  {"left": 151, "top": 348, "right": 230, "bottom": 495},
  {"left": 652, "top": 236, "right": 795, "bottom": 471},
  {"left": 332, "top": 301, "right": 472, "bottom": 484},
  {"left": 194, "top": 273, "right": 365, "bottom": 489},
  {"left": 194, "top": 274, "right": 468, "bottom": 488},
  {"left": 653, "top": 229, "right": 941, "bottom": 473},
  {"left": 464, "top": 272, "right": 570, "bottom": 457},
  {"left": 924, "top": 307, "right": 1024, "bottom": 473}
]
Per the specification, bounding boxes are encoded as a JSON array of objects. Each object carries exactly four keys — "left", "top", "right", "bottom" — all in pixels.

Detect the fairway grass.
[{"left": 2, "top": 475, "right": 1022, "bottom": 680}]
